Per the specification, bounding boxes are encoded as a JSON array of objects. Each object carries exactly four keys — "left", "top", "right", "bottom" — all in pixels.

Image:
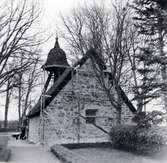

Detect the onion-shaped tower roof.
[{"left": 42, "top": 38, "right": 69, "bottom": 72}]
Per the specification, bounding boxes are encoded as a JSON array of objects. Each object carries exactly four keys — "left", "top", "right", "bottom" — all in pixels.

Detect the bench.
[{"left": 12, "top": 132, "right": 21, "bottom": 139}]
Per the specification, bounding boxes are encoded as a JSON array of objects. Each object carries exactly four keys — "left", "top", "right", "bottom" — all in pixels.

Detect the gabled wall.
[{"left": 28, "top": 59, "right": 133, "bottom": 146}]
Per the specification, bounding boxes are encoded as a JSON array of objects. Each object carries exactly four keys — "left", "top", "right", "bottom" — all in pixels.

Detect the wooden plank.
[
  {"left": 115, "top": 85, "right": 137, "bottom": 113},
  {"left": 79, "top": 114, "right": 110, "bottom": 135},
  {"left": 43, "top": 72, "right": 52, "bottom": 93}
]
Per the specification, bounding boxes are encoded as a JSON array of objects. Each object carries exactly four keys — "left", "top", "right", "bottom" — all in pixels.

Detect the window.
[{"left": 85, "top": 109, "right": 97, "bottom": 124}]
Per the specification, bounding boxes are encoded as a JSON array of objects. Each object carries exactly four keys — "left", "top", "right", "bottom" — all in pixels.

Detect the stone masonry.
[{"left": 28, "top": 59, "right": 133, "bottom": 146}]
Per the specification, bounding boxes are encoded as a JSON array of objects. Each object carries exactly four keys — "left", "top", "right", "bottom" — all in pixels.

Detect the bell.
[{"left": 42, "top": 38, "right": 69, "bottom": 72}]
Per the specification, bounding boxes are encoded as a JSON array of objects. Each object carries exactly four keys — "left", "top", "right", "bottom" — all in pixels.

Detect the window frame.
[{"left": 85, "top": 109, "right": 98, "bottom": 124}]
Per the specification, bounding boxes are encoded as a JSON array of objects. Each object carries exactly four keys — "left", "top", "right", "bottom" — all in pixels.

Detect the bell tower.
[{"left": 42, "top": 38, "right": 69, "bottom": 92}]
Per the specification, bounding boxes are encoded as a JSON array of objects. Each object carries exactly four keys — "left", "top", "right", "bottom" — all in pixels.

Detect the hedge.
[{"left": 110, "top": 125, "right": 167, "bottom": 155}]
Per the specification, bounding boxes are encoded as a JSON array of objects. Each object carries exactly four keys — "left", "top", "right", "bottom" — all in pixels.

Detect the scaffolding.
[{"left": 40, "top": 69, "right": 52, "bottom": 144}]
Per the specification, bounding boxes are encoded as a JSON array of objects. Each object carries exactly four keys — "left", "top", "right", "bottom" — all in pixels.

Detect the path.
[{"left": 7, "top": 138, "right": 62, "bottom": 163}]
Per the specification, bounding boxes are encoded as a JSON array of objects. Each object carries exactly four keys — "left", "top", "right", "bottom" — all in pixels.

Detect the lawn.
[{"left": 73, "top": 147, "right": 167, "bottom": 163}]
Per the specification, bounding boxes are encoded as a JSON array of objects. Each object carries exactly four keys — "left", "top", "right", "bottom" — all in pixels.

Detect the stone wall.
[
  {"left": 42, "top": 59, "right": 133, "bottom": 146},
  {"left": 28, "top": 59, "right": 133, "bottom": 146}
]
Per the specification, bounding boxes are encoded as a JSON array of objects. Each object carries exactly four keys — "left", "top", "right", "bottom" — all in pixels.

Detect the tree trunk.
[
  {"left": 18, "top": 91, "right": 21, "bottom": 128},
  {"left": 4, "top": 80, "right": 10, "bottom": 130},
  {"left": 116, "top": 87, "right": 122, "bottom": 125},
  {"left": 137, "top": 98, "right": 143, "bottom": 113},
  {"left": 116, "top": 108, "right": 122, "bottom": 125},
  {"left": 158, "top": 27, "right": 167, "bottom": 111},
  {"left": 18, "top": 80, "right": 22, "bottom": 128},
  {"left": 22, "top": 86, "right": 31, "bottom": 122}
]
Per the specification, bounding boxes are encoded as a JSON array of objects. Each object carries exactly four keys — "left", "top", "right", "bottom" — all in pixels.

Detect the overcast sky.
[
  {"left": 0, "top": 0, "right": 112, "bottom": 120},
  {"left": 0, "top": 0, "right": 163, "bottom": 121},
  {"left": 40, "top": 0, "right": 111, "bottom": 53},
  {"left": 1, "top": 0, "right": 164, "bottom": 121}
]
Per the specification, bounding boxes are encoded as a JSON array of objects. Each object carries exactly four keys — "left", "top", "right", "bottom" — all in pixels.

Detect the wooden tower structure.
[{"left": 42, "top": 38, "right": 70, "bottom": 93}]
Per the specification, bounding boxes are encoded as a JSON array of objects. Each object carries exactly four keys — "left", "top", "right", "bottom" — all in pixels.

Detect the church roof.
[
  {"left": 27, "top": 49, "right": 137, "bottom": 118},
  {"left": 42, "top": 38, "right": 69, "bottom": 71},
  {"left": 27, "top": 53, "right": 88, "bottom": 118}
]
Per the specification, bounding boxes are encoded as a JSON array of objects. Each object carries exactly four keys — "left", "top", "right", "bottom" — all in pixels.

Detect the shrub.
[
  {"left": 110, "top": 125, "right": 166, "bottom": 155},
  {"left": 132, "top": 111, "right": 164, "bottom": 127}
]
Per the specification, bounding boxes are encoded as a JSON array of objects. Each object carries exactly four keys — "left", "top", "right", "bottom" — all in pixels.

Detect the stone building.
[{"left": 27, "top": 39, "right": 135, "bottom": 146}]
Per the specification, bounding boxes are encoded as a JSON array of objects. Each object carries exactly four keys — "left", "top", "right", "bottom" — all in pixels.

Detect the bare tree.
[
  {"left": 12, "top": 51, "right": 41, "bottom": 128},
  {"left": 4, "top": 78, "right": 13, "bottom": 129},
  {"left": 21, "top": 57, "right": 41, "bottom": 126},
  {"left": 60, "top": 1, "right": 136, "bottom": 124},
  {"left": 0, "top": 0, "right": 45, "bottom": 129},
  {"left": 0, "top": 0, "right": 43, "bottom": 91}
]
